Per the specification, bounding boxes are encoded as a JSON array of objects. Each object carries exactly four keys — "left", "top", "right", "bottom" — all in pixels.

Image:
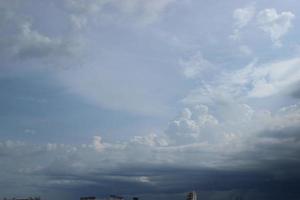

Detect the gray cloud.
[
  {"left": 61, "top": 0, "right": 177, "bottom": 31},
  {"left": 1, "top": 0, "right": 177, "bottom": 62},
  {"left": 1, "top": 105, "right": 300, "bottom": 198},
  {"left": 0, "top": 2, "right": 75, "bottom": 61}
]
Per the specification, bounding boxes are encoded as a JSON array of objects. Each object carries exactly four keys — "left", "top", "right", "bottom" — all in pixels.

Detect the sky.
[{"left": 1, "top": 0, "right": 300, "bottom": 199}]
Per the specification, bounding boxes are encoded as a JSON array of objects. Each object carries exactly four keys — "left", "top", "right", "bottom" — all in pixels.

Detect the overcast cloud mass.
[{"left": 1, "top": 0, "right": 300, "bottom": 200}]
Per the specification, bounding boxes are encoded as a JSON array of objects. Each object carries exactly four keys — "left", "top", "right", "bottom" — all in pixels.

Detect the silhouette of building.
[
  {"left": 4, "top": 197, "right": 40, "bottom": 200},
  {"left": 80, "top": 197, "right": 96, "bottom": 200},
  {"left": 109, "top": 195, "right": 124, "bottom": 200},
  {"left": 186, "top": 191, "right": 197, "bottom": 200}
]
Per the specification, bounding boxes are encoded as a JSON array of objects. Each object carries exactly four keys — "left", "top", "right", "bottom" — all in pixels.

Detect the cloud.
[
  {"left": 93, "top": 136, "right": 106, "bottom": 152},
  {"left": 0, "top": 2, "right": 75, "bottom": 61},
  {"left": 234, "top": 58, "right": 300, "bottom": 98},
  {"left": 131, "top": 133, "right": 168, "bottom": 147},
  {"left": 257, "top": 8, "right": 295, "bottom": 47},
  {"left": 0, "top": 0, "right": 177, "bottom": 61},
  {"left": 180, "top": 52, "right": 215, "bottom": 79},
  {"left": 233, "top": 4, "right": 256, "bottom": 28},
  {"left": 0, "top": 1, "right": 180, "bottom": 115},
  {"left": 166, "top": 105, "right": 219, "bottom": 144},
  {"left": 2, "top": 99, "right": 300, "bottom": 197},
  {"left": 12, "top": 22, "right": 74, "bottom": 59},
  {"left": 230, "top": 4, "right": 256, "bottom": 41},
  {"left": 230, "top": 5, "right": 295, "bottom": 47},
  {"left": 64, "top": 0, "right": 176, "bottom": 28},
  {"left": 183, "top": 57, "right": 300, "bottom": 102},
  {"left": 1, "top": 1, "right": 300, "bottom": 199},
  {"left": 173, "top": 55, "right": 300, "bottom": 170},
  {"left": 1, "top": 94, "right": 300, "bottom": 198}
]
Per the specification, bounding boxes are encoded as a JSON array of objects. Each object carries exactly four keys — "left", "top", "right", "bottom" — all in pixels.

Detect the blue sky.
[{"left": 1, "top": 0, "right": 300, "bottom": 199}]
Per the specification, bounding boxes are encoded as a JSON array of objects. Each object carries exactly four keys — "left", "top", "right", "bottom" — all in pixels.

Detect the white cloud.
[
  {"left": 183, "top": 57, "right": 300, "bottom": 102},
  {"left": 180, "top": 52, "right": 215, "bottom": 79},
  {"left": 93, "top": 136, "right": 106, "bottom": 152},
  {"left": 257, "top": 8, "right": 295, "bottom": 47},
  {"left": 230, "top": 6, "right": 295, "bottom": 47},
  {"left": 176, "top": 56, "right": 300, "bottom": 155},
  {"left": 234, "top": 58, "right": 300, "bottom": 98},
  {"left": 138, "top": 176, "right": 151, "bottom": 183},
  {"left": 131, "top": 133, "right": 168, "bottom": 147},
  {"left": 230, "top": 5, "right": 256, "bottom": 41},
  {"left": 166, "top": 105, "right": 219, "bottom": 144},
  {"left": 233, "top": 5, "right": 256, "bottom": 28}
]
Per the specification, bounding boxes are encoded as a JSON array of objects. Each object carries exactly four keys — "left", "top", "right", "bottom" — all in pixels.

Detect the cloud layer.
[{"left": 1, "top": 1, "right": 300, "bottom": 200}]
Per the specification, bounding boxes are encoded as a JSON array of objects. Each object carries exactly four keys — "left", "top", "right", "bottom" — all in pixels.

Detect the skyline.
[{"left": 1, "top": 0, "right": 300, "bottom": 199}]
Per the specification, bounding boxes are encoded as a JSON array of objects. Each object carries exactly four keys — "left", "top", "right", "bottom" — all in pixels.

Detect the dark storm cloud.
[
  {"left": 29, "top": 124, "right": 300, "bottom": 199},
  {"left": 2, "top": 122, "right": 300, "bottom": 199},
  {"left": 291, "top": 82, "right": 300, "bottom": 99},
  {"left": 2, "top": 100, "right": 300, "bottom": 200},
  {"left": 37, "top": 164, "right": 300, "bottom": 199}
]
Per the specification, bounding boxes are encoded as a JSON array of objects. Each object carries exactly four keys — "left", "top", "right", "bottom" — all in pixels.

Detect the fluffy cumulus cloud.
[
  {"left": 230, "top": 5, "right": 295, "bottom": 47},
  {"left": 167, "top": 102, "right": 300, "bottom": 149},
  {"left": 166, "top": 105, "right": 219, "bottom": 144},
  {"left": 171, "top": 54, "right": 300, "bottom": 182},
  {"left": 257, "top": 8, "right": 295, "bottom": 47}
]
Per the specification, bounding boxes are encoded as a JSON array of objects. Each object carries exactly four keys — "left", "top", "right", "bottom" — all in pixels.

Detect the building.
[
  {"left": 80, "top": 197, "right": 96, "bottom": 200},
  {"left": 109, "top": 195, "right": 124, "bottom": 200},
  {"left": 4, "top": 197, "right": 40, "bottom": 200},
  {"left": 186, "top": 191, "right": 197, "bottom": 200}
]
